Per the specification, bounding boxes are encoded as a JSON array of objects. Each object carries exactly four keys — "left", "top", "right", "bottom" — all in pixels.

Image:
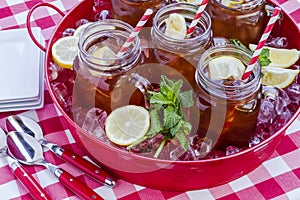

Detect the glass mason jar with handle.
[
  {"left": 73, "top": 20, "right": 148, "bottom": 114},
  {"left": 194, "top": 44, "right": 262, "bottom": 151}
]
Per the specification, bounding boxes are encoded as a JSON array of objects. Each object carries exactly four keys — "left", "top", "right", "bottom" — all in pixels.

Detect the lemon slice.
[
  {"left": 261, "top": 66, "right": 299, "bottom": 88},
  {"left": 221, "top": 0, "right": 244, "bottom": 8},
  {"left": 52, "top": 36, "right": 79, "bottom": 69},
  {"left": 92, "top": 46, "right": 116, "bottom": 61},
  {"left": 249, "top": 44, "right": 300, "bottom": 68},
  {"left": 164, "top": 13, "right": 187, "bottom": 40},
  {"left": 186, "top": 0, "right": 203, "bottom": 5},
  {"left": 208, "top": 56, "right": 246, "bottom": 80},
  {"left": 105, "top": 105, "right": 150, "bottom": 146},
  {"left": 73, "top": 22, "right": 93, "bottom": 37},
  {"left": 73, "top": 22, "right": 115, "bottom": 37},
  {"left": 87, "top": 46, "right": 116, "bottom": 76}
]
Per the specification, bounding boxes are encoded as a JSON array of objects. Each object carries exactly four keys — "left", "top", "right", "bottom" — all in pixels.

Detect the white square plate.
[{"left": 0, "top": 28, "right": 41, "bottom": 102}]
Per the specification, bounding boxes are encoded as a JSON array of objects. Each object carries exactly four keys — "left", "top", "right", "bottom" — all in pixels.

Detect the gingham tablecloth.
[{"left": 0, "top": 0, "right": 300, "bottom": 199}]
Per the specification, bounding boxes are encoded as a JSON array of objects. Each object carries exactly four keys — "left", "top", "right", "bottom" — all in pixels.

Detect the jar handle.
[
  {"left": 129, "top": 73, "right": 153, "bottom": 94},
  {"left": 26, "top": 3, "right": 65, "bottom": 52}
]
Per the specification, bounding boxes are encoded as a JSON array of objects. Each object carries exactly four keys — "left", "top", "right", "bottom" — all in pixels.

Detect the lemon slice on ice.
[
  {"left": 164, "top": 13, "right": 187, "bottom": 40},
  {"left": 249, "top": 44, "right": 300, "bottom": 68},
  {"left": 208, "top": 56, "right": 246, "bottom": 80},
  {"left": 52, "top": 36, "right": 79, "bottom": 69},
  {"left": 105, "top": 105, "right": 150, "bottom": 146},
  {"left": 261, "top": 66, "right": 299, "bottom": 88}
]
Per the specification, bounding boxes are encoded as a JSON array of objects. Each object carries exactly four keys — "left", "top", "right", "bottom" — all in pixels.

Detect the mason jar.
[
  {"left": 195, "top": 44, "right": 262, "bottom": 151},
  {"left": 152, "top": 3, "right": 213, "bottom": 65},
  {"left": 206, "top": 0, "right": 267, "bottom": 46},
  {"left": 73, "top": 20, "right": 145, "bottom": 113}
]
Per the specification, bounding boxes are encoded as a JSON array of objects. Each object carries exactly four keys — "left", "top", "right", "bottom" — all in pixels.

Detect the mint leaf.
[
  {"left": 161, "top": 75, "right": 174, "bottom": 87},
  {"left": 160, "top": 76, "right": 183, "bottom": 103},
  {"left": 229, "top": 39, "right": 247, "bottom": 49},
  {"left": 259, "top": 48, "right": 271, "bottom": 66},
  {"left": 179, "top": 90, "right": 194, "bottom": 108},
  {"left": 171, "top": 79, "right": 183, "bottom": 97},
  {"left": 146, "top": 107, "right": 163, "bottom": 137},
  {"left": 160, "top": 82, "right": 175, "bottom": 103},
  {"left": 149, "top": 92, "right": 173, "bottom": 105},
  {"left": 175, "top": 131, "right": 190, "bottom": 151},
  {"left": 164, "top": 106, "right": 181, "bottom": 130},
  {"left": 171, "top": 120, "right": 191, "bottom": 151}
]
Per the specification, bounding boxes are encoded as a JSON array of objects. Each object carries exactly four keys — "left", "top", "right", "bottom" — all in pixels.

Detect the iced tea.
[
  {"left": 206, "top": 0, "right": 267, "bottom": 46},
  {"left": 73, "top": 20, "right": 144, "bottom": 113},
  {"left": 152, "top": 3, "right": 212, "bottom": 65},
  {"left": 110, "top": 0, "right": 166, "bottom": 26},
  {"left": 194, "top": 44, "right": 261, "bottom": 151}
]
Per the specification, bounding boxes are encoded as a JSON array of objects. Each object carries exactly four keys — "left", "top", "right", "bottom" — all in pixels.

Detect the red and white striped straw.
[
  {"left": 186, "top": 0, "right": 209, "bottom": 37},
  {"left": 116, "top": 9, "right": 153, "bottom": 57},
  {"left": 241, "top": 7, "right": 281, "bottom": 81}
]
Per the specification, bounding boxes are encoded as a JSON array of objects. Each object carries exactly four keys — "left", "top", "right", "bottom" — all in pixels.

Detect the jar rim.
[
  {"left": 196, "top": 44, "right": 261, "bottom": 100},
  {"left": 213, "top": 0, "right": 264, "bottom": 11},
  {"left": 152, "top": 2, "right": 212, "bottom": 43},
  {"left": 78, "top": 19, "right": 140, "bottom": 62},
  {"left": 78, "top": 19, "right": 141, "bottom": 75}
]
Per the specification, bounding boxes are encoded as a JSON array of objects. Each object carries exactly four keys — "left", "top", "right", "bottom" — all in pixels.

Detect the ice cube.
[
  {"left": 249, "top": 135, "right": 261, "bottom": 147},
  {"left": 82, "top": 108, "right": 108, "bottom": 143},
  {"left": 75, "top": 19, "right": 90, "bottom": 28},
  {"left": 225, "top": 146, "right": 240, "bottom": 155},
  {"left": 258, "top": 100, "right": 275, "bottom": 123},
  {"left": 62, "top": 28, "right": 75, "bottom": 37}
]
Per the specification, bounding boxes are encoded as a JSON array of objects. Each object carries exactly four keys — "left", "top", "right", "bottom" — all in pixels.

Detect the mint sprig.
[
  {"left": 127, "top": 75, "right": 194, "bottom": 158},
  {"left": 259, "top": 48, "right": 271, "bottom": 66},
  {"left": 229, "top": 39, "right": 271, "bottom": 66}
]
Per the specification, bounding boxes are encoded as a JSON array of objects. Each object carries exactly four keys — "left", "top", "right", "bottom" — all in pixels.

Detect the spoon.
[
  {"left": 0, "top": 128, "right": 51, "bottom": 200},
  {"left": 6, "top": 115, "right": 116, "bottom": 187},
  {"left": 6, "top": 131, "right": 104, "bottom": 200}
]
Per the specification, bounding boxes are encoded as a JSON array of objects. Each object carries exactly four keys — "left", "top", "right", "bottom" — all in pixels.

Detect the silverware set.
[{"left": 0, "top": 115, "right": 116, "bottom": 200}]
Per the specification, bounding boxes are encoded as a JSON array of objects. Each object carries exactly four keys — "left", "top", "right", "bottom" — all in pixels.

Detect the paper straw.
[
  {"left": 242, "top": 7, "right": 281, "bottom": 81},
  {"left": 186, "top": 0, "right": 209, "bottom": 37},
  {"left": 116, "top": 9, "right": 153, "bottom": 57}
]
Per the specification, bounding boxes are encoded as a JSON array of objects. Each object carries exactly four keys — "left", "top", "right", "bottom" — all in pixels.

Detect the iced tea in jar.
[
  {"left": 110, "top": 0, "right": 166, "bottom": 26},
  {"left": 206, "top": 0, "right": 266, "bottom": 46},
  {"left": 195, "top": 44, "right": 261, "bottom": 151},
  {"left": 152, "top": 3, "right": 212, "bottom": 65},
  {"left": 73, "top": 20, "right": 145, "bottom": 113}
]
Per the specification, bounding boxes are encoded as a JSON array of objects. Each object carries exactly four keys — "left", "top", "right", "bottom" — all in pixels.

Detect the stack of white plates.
[{"left": 0, "top": 28, "right": 44, "bottom": 112}]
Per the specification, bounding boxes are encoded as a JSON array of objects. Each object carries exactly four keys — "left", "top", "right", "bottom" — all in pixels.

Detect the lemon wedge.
[
  {"left": 105, "top": 105, "right": 150, "bottom": 146},
  {"left": 249, "top": 44, "right": 300, "bottom": 68},
  {"left": 164, "top": 13, "right": 187, "bottom": 40},
  {"left": 51, "top": 36, "right": 79, "bottom": 69},
  {"left": 208, "top": 56, "right": 246, "bottom": 80},
  {"left": 261, "top": 66, "right": 299, "bottom": 88}
]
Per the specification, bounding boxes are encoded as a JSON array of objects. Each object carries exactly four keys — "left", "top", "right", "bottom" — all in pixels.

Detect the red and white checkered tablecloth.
[{"left": 0, "top": 0, "right": 300, "bottom": 199}]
